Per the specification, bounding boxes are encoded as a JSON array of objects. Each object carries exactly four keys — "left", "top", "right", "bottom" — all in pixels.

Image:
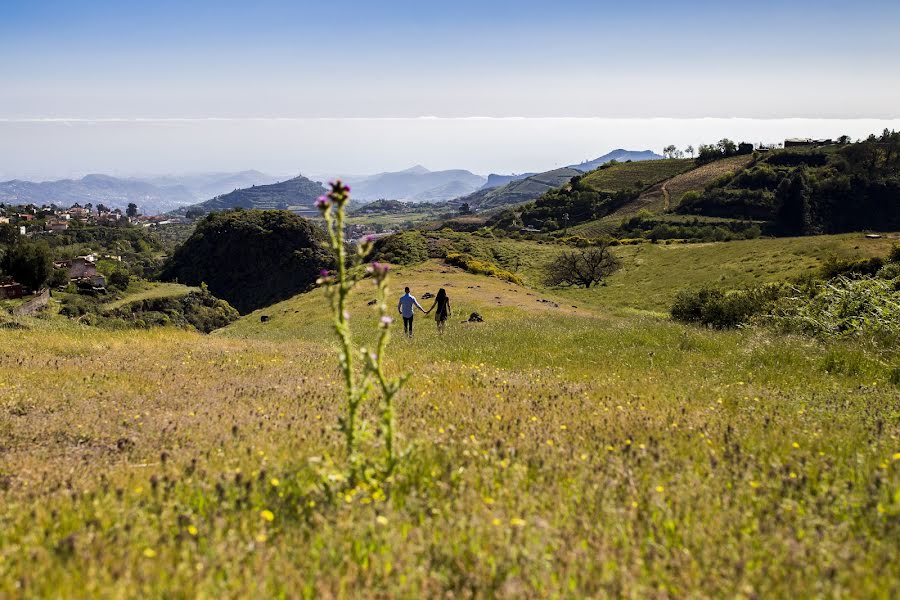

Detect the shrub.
[
  {"left": 888, "top": 244, "right": 900, "bottom": 264},
  {"left": 767, "top": 276, "right": 900, "bottom": 344},
  {"left": 371, "top": 231, "right": 430, "bottom": 265},
  {"left": 671, "top": 284, "right": 787, "bottom": 329},
  {"left": 444, "top": 252, "right": 523, "bottom": 285},
  {"left": 821, "top": 256, "right": 884, "bottom": 279}
]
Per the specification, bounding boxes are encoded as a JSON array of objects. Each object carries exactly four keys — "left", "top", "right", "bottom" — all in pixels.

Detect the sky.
[{"left": 2, "top": 0, "right": 899, "bottom": 179}]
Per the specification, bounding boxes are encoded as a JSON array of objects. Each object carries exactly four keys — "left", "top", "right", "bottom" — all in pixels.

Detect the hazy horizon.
[{"left": 3, "top": 117, "right": 900, "bottom": 182}]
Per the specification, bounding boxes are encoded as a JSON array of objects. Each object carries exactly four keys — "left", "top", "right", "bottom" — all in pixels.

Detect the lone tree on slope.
[{"left": 543, "top": 243, "right": 621, "bottom": 288}]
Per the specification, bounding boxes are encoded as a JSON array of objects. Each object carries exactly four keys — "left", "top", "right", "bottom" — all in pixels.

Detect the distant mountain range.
[
  {"left": 453, "top": 149, "right": 663, "bottom": 210},
  {"left": 323, "top": 166, "right": 486, "bottom": 203},
  {"left": 0, "top": 170, "right": 280, "bottom": 215},
  {"left": 179, "top": 174, "right": 326, "bottom": 216},
  {"left": 0, "top": 150, "right": 663, "bottom": 216}
]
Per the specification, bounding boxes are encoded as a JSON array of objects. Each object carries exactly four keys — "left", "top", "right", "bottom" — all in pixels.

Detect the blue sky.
[
  {"left": 1, "top": 1, "right": 898, "bottom": 178},
  {"left": 3, "top": 0, "right": 899, "bottom": 119}
]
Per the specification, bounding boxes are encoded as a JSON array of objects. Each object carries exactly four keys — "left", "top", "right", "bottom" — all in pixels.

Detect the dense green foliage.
[
  {"left": 670, "top": 284, "right": 790, "bottom": 329},
  {"left": 1, "top": 240, "right": 52, "bottom": 289},
  {"left": 614, "top": 213, "right": 761, "bottom": 242},
  {"left": 161, "top": 210, "right": 332, "bottom": 313},
  {"left": 679, "top": 133, "right": 900, "bottom": 234},
  {"left": 371, "top": 231, "right": 430, "bottom": 265}
]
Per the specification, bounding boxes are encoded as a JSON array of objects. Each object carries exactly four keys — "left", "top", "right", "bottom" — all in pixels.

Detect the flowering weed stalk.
[{"left": 317, "top": 181, "right": 408, "bottom": 477}]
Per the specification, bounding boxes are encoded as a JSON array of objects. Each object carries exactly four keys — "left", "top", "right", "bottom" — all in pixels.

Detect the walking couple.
[{"left": 397, "top": 287, "right": 451, "bottom": 337}]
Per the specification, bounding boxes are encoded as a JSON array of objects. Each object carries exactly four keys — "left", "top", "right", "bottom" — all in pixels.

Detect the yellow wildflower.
[{"left": 260, "top": 509, "right": 275, "bottom": 522}]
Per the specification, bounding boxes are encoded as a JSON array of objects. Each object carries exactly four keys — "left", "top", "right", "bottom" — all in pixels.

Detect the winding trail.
[{"left": 661, "top": 180, "right": 671, "bottom": 212}]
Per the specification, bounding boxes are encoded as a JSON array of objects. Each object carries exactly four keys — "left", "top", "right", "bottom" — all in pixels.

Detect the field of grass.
[
  {"left": 102, "top": 282, "right": 200, "bottom": 311},
  {"left": 581, "top": 159, "right": 695, "bottom": 194},
  {"left": 2, "top": 234, "right": 900, "bottom": 597},
  {"left": 422, "top": 232, "right": 896, "bottom": 313},
  {"left": 572, "top": 155, "right": 755, "bottom": 238}
]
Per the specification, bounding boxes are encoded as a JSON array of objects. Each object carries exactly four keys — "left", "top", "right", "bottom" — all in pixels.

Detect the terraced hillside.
[
  {"left": 183, "top": 175, "right": 325, "bottom": 216},
  {"left": 580, "top": 158, "right": 694, "bottom": 193},
  {"left": 572, "top": 155, "right": 754, "bottom": 237}
]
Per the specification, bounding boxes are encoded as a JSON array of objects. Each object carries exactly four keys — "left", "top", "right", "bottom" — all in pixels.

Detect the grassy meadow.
[{"left": 1, "top": 234, "right": 900, "bottom": 597}]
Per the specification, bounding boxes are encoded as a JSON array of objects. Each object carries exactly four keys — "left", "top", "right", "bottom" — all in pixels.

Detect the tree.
[
  {"left": 717, "top": 138, "right": 737, "bottom": 156},
  {"left": 544, "top": 244, "right": 621, "bottom": 288},
  {"left": 776, "top": 168, "right": 812, "bottom": 235},
  {"left": 459, "top": 202, "right": 473, "bottom": 215},
  {"left": 185, "top": 208, "right": 204, "bottom": 220},
  {"left": 685, "top": 145, "right": 695, "bottom": 158},
  {"left": 0, "top": 223, "right": 18, "bottom": 244},
  {"left": 126, "top": 203, "right": 139, "bottom": 218},
  {"left": 663, "top": 144, "right": 678, "bottom": 159},
  {"left": 109, "top": 269, "right": 131, "bottom": 290},
  {"left": 96, "top": 203, "right": 108, "bottom": 215},
  {"left": 2, "top": 240, "right": 52, "bottom": 290}
]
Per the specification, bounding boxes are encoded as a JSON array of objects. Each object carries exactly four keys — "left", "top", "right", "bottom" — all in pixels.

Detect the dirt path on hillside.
[{"left": 661, "top": 181, "right": 671, "bottom": 211}]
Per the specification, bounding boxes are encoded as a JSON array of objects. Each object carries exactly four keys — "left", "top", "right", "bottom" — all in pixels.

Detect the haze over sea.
[{"left": 2, "top": 117, "right": 899, "bottom": 181}]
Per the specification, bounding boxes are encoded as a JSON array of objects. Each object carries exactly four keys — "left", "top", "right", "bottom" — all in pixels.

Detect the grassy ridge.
[{"left": 2, "top": 234, "right": 899, "bottom": 596}]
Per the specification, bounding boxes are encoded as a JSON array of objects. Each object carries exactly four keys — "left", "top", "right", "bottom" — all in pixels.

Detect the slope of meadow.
[{"left": 1, "top": 237, "right": 899, "bottom": 597}]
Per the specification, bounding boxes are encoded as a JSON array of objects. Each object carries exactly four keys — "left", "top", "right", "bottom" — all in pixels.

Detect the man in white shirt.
[{"left": 397, "top": 287, "right": 426, "bottom": 337}]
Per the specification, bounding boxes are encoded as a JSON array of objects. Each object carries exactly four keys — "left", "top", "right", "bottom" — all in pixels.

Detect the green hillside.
[
  {"left": 571, "top": 155, "right": 755, "bottom": 237},
  {"left": 3, "top": 229, "right": 900, "bottom": 596}
]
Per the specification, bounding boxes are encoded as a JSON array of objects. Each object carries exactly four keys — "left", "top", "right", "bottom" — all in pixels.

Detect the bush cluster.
[
  {"left": 371, "top": 231, "right": 430, "bottom": 265},
  {"left": 444, "top": 252, "right": 523, "bottom": 285}
]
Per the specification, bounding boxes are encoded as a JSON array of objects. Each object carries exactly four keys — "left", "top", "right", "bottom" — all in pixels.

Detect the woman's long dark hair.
[{"left": 436, "top": 288, "right": 448, "bottom": 305}]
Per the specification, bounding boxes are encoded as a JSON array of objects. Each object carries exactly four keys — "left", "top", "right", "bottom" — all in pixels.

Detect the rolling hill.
[{"left": 181, "top": 174, "right": 326, "bottom": 216}]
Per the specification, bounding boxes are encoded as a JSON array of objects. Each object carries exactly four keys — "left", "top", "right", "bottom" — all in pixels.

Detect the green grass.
[
  {"left": 102, "top": 282, "right": 199, "bottom": 310},
  {"left": 2, "top": 234, "right": 900, "bottom": 597},
  {"left": 581, "top": 158, "right": 695, "bottom": 193}
]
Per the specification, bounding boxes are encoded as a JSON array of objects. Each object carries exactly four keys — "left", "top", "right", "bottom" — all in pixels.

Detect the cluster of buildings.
[
  {"left": 53, "top": 254, "right": 110, "bottom": 291},
  {"left": 0, "top": 203, "right": 132, "bottom": 234}
]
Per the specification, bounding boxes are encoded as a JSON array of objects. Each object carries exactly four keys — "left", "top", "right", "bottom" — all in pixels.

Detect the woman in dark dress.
[{"left": 427, "top": 288, "right": 452, "bottom": 333}]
